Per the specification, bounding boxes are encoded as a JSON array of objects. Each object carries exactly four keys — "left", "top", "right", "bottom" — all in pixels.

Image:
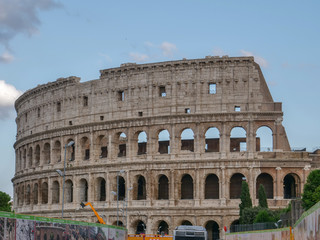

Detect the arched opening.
[
  {"left": 205, "top": 220, "right": 220, "bottom": 240},
  {"left": 118, "top": 133, "right": 127, "bottom": 157},
  {"left": 80, "top": 137, "right": 90, "bottom": 160},
  {"left": 230, "top": 127, "right": 247, "bottom": 152},
  {"left": 44, "top": 233, "right": 47, "bottom": 240},
  {"left": 136, "top": 221, "right": 146, "bottom": 234},
  {"left": 256, "top": 126, "right": 273, "bottom": 152},
  {"left": 181, "top": 220, "right": 192, "bottom": 226},
  {"left": 27, "top": 147, "right": 33, "bottom": 167},
  {"left": 136, "top": 175, "right": 146, "bottom": 200},
  {"left": 118, "top": 176, "right": 126, "bottom": 200},
  {"left": 256, "top": 173, "right": 273, "bottom": 199},
  {"left": 26, "top": 185, "right": 31, "bottom": 205},
  {"left": 96, "top": 178, "right": 106, "bottom": 201},
  {"left": 97, "top": 135, "right": 108, "bottom": 159},
  {"left": 158, "top": 130, "right": 170, "bottom": 154},
  {"left": 158, "top": 221, "right": 169, "bottom": 235},
  {"left": 181, "top": 128, "right": 194, "bottom": 152},
  {"left": 137, "top": 131, "right": 147, "bottom": 155},
  {"left": 181, "top": 174, "right": 193, "bottom": 199},
  {"left": 66, "top": 139, "right": 75, "bottom": 161},
  {"left": 41, "top": 182, "right": 48, "bottom": 204},
  {"left": 65, "top": 180, "right": 73, "bottom": 203},
  {"left": 284, "top": 173, "right": 300, "bottom": 199},
  {"left": 79, "top": 179, "right": 88, "bottom": 202},
  {"left": 33, "top": 183, "right": 38, "bottom": 204},
  {"left": 23, "top": 149, "right": 26, "bottom": 168},
  {"left": 230, "top": 173, "right": 245, "bottom": 199},
  {"left": 52, "top": 141, "right": 61, "bottom": 163},
  {"left": 52, "top": 181, "right": 60, "bottom": 204},
  {"left": 35, "top": 145, "right": 40, "bottom": 166},
  {"left": 230, "top": 219, "right": 240, "bottom": 233},
  {"left": 21, "top": 185, "right": 24, "bottom": 206},
  {"left": 158, "top": 175, "right": 169, "bottom": 200},
  {"left": 205, "top": 174, "right": 219, "bottom": 199},
  {"left": 43, "top": 143, "right": 51, "bottom": 164},
  {"left": 205, "top": 127, "right": 220, "bottom": 152}
]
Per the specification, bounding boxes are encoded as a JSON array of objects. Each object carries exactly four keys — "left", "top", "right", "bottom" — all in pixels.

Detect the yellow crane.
[{"left": 80, "top": 202, "right": 106, "bottom": 225}]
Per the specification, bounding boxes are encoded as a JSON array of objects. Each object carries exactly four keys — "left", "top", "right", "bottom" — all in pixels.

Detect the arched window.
[
  {"left": 158, "top": 130, "right": 170, "bottom": 154},
  {"left": 205, "top": 174, "right": 219, "bottom": 199},
  {"left": 230, "top": 219, "right": 240, "bottom": 233},
  {"left": 118, "top": 176, "right": 126, "bottom": 200},
  {"left": 205, "top": 127, "right": 220, "bottom": 152},
  {"left": 205, "top": 220, "right": 220, "bottom": 240},
  {"left": 136, "top": 221, "right": 146, "bottom": 234},
  {"left": 256, "top": 173, "right": 273, "bottom": 199},
  {"left": 66, "top": 139, "right": 75, "bottom": 161},
  {"left": 28, "top": 147, "right": 33, "bottom": 167},
  {"left": 52, "top": 181, "right": 60, "bottom": 204},
  {"left": 41, "top": 182, "right": 48, "bottom": 204},
  {"left": 181, "top": 174, "right": 193, "bottom": 199},
  {"left": 35, "top": 145, "right": 40, "bottom": 166},
  {"left": 230, "top": 173, "right": 245, "bottom": 199},
  {"left": 53, "top": 141, "right": 61, "bottom": 163},
  {"left": 79, "top": 179, "right": 88, "bottom": 202},
  {"left": 26, "top": 185, "right": 31, "bottom": 205},
  {"left": 118, "top": 133, "right": 127, "bottom": 157},
  {"left": 181, "top": 220, "right": 192, "bottom": 226},
  {"left": 23, "top": 149, "right": 26, "bottom": 168},
  {"left": 33, "top": 183, "right": 38, "bottom": 204},
  {"left": 137, "top": 176, "right": 146, "bottom": 200},
  {"left": 43, "top": 143, "right": 51, "bottom": 164},
  {"left": 230, "top": 127, "right": 247, "bottom": 152},
  {"left": 96, "top": 177, "right": 106, "bottom": 201},
  {"left": 284, "top": 173, "right": 301, "bottom": 199},
  {"left": 158, "top": 221, "right": 169, "bottom": 235},
  {"left": 137, "top": 131, "right": 147, "bottom": 155},
  {"left": 181, "top": 128, "right": 194, "bottom": 152},
  {"left": 21, "top": 185, "right": 24, "bottom": 206},
  {"left": 97, "top": 135, "right": 108, "bottom": 159},
  {"left": 65, "top": 180, "right": 73, "bottom": 203},
  {"left": 256, "top": 126, "right": 273, "bottom": 152},
  {"left": 81, "top": 137, "right": 90, "bottom": 160},
  {"left": 158, "top": 175, "right": 169, "bottom": 200}
]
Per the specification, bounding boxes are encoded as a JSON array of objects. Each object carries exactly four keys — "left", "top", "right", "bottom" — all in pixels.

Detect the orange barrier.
[{"left": 128, "top": 234, "right": 173, "bottom": 240}]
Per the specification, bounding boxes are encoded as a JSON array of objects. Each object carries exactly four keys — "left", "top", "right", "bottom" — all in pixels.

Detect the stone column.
[
  {"left": 220, "top": 166, "right": 226, "bottom": 206},
  {"left": 275, "top": 167, "right": 282, "bottom": 200},
  {"left": 170, "top": 170, "right": 175, "bottom": 206}
]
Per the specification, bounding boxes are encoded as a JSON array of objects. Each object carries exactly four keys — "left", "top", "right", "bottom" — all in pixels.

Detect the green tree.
[
  {"left": 0, "top": 191, "right": 11, "bottom": 212},
  {"left": 253, "top": 209, "right": 275, "bottom": 223},
  {"left": 239, "top": 181, "right": 252, "bottom": 224},
  {"left": 258, "top": 184, "right": 268, "bottom": 208},
  {"left": 302, "top": 169, "right": 320, "bottom": 210}
]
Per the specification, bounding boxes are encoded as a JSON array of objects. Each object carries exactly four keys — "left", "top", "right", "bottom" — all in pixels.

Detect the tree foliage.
[
  {"left": 0, "top": 191, "right": 11, "bottom": 212},
  {"left": 239, "top": 181, "right": 252, "bottom": 224},
  {"left": 302, "top": 169, "right": 320, "bottom": 210},
  {"left": 253, "top": 209, "right": 275, "bottom": 223},
  {"left": 258, "top": 184, "right": 268, "bottom": 208}
]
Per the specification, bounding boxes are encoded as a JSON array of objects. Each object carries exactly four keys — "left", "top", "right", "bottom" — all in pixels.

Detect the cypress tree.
[
  {"left": 239, "top": 181, "right": 252, "bottom": 224},
  {"left": 258, "top": 184, "right": 268, "bottom": 208}
]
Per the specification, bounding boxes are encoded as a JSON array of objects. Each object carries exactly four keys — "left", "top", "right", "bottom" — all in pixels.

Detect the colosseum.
[{"left": 12, "top": 56, "right": 319, "bottom": 239}]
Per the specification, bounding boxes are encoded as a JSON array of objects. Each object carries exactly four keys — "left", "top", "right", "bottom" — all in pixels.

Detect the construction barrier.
[
  {"left": 128, "top": 234, "right": 173, "bottom": 240},
  {"left": 225, "top": 227, "right": 292, "bottom": 240},
  {"left": 0, "top": 211, "right": 127, "bottom": 240}
]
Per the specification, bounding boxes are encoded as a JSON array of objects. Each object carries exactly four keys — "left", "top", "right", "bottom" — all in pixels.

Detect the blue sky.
[{"left": 0, "top": 0, "right": 319, "bottom": 197}]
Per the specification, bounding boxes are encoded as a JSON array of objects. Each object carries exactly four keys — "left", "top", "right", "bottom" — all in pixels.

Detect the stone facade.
[{"left": 12, "top": 56, "right": 316, "bottom": 238}]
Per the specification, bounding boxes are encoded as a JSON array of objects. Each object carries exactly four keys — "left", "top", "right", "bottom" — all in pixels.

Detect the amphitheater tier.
[{"left": 13, "top": 56, "right": 314, "bottom": 237}]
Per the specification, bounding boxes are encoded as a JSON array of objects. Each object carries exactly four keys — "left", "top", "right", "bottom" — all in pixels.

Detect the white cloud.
[
  {"left": 160, "top": 42, "right": 177, "bottom": 57},
  {"left": 212, "top": 48, "right": 225, "bottom": 56},
  {"left": 0, "top": 52, "right": 14, "bottom": 63},
  {"left": 0, "top": 0, "right": 61, "bottom": 47},
  {"left": 129, "top": 52, "right": 149, "bottom": 62},
  {"left": 0, "top": 80, "right": 22, "bottom": 120},
  {"left": 240, "top": 50, "right": 268, "bottom": 68}
]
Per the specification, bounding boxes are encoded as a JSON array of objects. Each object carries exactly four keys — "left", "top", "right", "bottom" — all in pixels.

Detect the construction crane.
[{"left": 80, "top": 202, "right": 106, "bottom": 225}]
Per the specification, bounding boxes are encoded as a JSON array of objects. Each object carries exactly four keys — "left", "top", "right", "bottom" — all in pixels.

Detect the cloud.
[
  {"left": 0, "top": 0, "right": 61, "bottom": 48},
  {"left": 129, "top": 52, "right": 149, "bottom": 62},
  {"left": 212, "top": 48, "right": 225, "bottom": 56},
  {"left": 0, "top": 52, "right": 14, "bottom": 63},
  {"left": 160, "top": 42, "right": 177, "bottom": 57},
  {"left": 240, "top": 50, "right": 268, "bottom": 68},
  {"left": 0, "top": 80, "right": 22, "bottom": 120}
]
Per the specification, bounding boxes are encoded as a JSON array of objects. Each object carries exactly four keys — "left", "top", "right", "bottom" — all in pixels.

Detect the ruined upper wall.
[{"left": 14, "top": 56, "right": 283, "bottom": 141}]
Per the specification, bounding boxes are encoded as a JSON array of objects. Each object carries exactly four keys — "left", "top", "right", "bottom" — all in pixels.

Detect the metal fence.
[{"left": 230, "top": 222, "right": 276, "bottom": 233}]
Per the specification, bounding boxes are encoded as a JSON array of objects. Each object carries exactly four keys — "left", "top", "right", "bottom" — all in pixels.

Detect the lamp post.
[
  {"left": 116, "top": 170, "right": 125, "bottom": 226},
  {"left": 56, "top": 140, "right": 74, "bottom": 218}
]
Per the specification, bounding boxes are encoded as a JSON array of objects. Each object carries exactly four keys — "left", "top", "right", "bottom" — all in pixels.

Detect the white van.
[{"left": 173, "top": 225, "right": 208, "bottom": 240}]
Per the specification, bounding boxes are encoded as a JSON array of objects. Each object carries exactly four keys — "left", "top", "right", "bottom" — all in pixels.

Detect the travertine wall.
[{"left": 12, "top": 56, "right": 315, "bottom": 238}]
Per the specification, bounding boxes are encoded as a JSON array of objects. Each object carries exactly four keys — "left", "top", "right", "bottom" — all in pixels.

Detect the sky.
[{"left": 0, "top": 0, "right": 319, "bottom": 197}]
